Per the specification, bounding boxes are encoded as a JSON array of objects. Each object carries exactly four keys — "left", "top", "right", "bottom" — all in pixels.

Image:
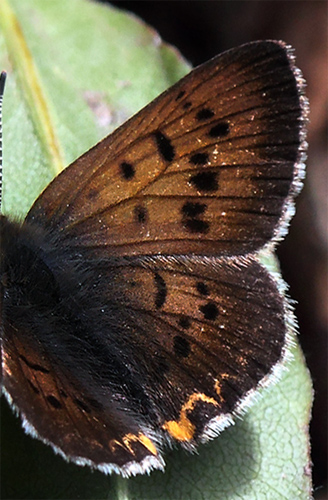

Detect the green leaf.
[{"left": 0, "top": 0, "right": 313, "bottom": 499}]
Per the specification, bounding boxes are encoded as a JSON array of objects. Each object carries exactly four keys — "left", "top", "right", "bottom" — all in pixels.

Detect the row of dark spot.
[
  {"left": 182, "top": 201, "right": 209, "bottom": 234},
  {"left": 132, "top": 183, "right": 215, "bottom": 234},
  {"left": 152, "top": 274, "right": 211, "bottom": 312},
  {"left": 20, "top": 353, "right": 103, "bottom": 414},
  {"left": 175, "top": 88, "right": 229, "bottom": 134},
  {"left": 118, "top": 100, "right": 229, "bottom": 234},
  {"left": 152, "top": 273, "right": 219, "bottom": 359},
  {"left": 173, "top": 302, "right": 219, "bottom": 359},
  {"left": 119, "top": 120, "right": 229, "bottom": 181}
]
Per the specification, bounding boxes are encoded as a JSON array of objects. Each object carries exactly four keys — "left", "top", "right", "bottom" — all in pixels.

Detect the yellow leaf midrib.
[{"left": 0, "top": 0, "right": 65, "bottom": 176}]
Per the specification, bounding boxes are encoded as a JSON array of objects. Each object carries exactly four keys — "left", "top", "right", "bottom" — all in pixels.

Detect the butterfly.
[{"left": 0, "top": 40, "right": 307, "bottom": 477}]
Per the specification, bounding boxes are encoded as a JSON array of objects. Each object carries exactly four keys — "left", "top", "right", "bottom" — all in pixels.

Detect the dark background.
[{"left": 107, "top": 1, "right": 328, "bottom": 496}]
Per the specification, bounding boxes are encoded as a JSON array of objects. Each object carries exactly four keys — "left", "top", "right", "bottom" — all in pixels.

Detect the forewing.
[{"left": 27, "top": 41, "right": 306, "bottom": 257}]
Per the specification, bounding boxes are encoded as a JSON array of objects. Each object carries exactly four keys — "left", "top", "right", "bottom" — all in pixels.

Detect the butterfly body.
[{"left": 0, "top": 41, "right": 307, "bottom": 476}]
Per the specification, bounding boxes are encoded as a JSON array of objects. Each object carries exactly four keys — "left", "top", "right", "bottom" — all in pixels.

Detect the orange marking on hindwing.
[
  {"left": 162, "top": 392, "right": 219, "bottom": 441},
  {"left": 109, "top": 432, "right": 157, "bottom": 456}
]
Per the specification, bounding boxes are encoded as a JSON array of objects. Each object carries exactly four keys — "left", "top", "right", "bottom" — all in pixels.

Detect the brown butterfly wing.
[
  {"left": 2, "top": 321, "right": 162, "bottom": 474},
  {"left": 2, "top": 249, "right": 287, "bottom": 456},
  {"left": 2, "top": 40, "right": 307, "bottom": 475},
  {"left": 95, "top": 254, "right": 288, "bottom": 445},
  {"left": 27, "top": 41, "right": 306, "bottom": 257},
  {"left": 1, "top": 218, "right": 163, "bottom": 474}
]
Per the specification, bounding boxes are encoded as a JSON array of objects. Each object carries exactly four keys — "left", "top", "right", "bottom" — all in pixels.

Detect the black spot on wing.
[
  {"left": 154, "top": 131, "right": 175, "bottom": 162},
  {"left": 196, "top": 108, "right": 215, "bottom": 121},
  {"left": 154, "top": 273, "right": 167, "bottom": 309},
  {"left": 196, "top": 282, "right": 209, "bottom": 296},
  {"left": 47, "top": 395, "right": 63, "bottom": 410},
  {"left": 120, "top": 162, "right": 135, "bottom": 180},
  {"left": 176, "top": 90, "right": 186, "bottom": 100},
  {"left": 179, "top": 316, "right": 191, "bottom": 329},
  {"left": 182, "top": 202, "right": 206, "bottom": 218},
  {"left": 134, "top": 205, "right": 148, "bottom": 224},
  {"left": 190, "top": 153, "right": 209, "bottom": 165},
  {"left": 190, "top": 171, "right": 218, "bottom": 192},
  {"left": 182, "top": 201, "right": 209, "bottom": 234},
  {"left": 185, "top": 219, "right": 209, "bottom": 233},
  {"left": 200, "top": 302, "right": 219, "bottom": 321},
  {"left": 209, "top": 121, "right": 230, "bottom": 138}
]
